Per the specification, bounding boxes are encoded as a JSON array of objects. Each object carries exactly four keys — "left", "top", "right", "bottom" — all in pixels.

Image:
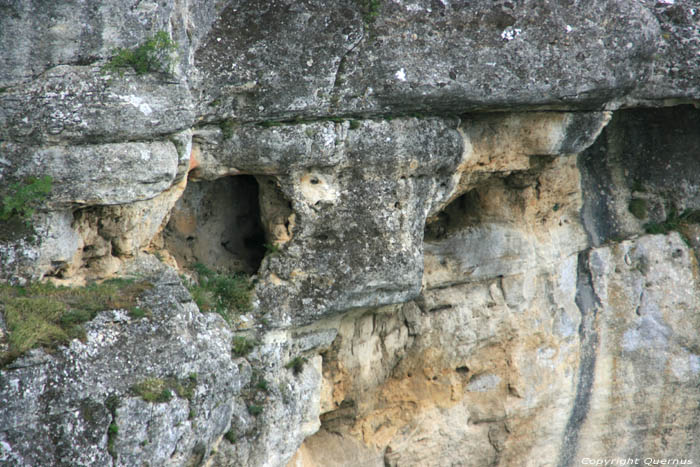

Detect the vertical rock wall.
[{"left": 1, "top": 1, "right": 700, "bottom": 466}]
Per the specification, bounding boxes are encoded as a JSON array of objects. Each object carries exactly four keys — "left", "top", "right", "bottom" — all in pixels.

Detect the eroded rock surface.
[{"left": 2, "top": 1, "right": 700, "bottom": 466}]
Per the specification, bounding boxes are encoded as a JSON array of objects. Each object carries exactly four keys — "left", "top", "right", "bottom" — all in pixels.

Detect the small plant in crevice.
[
  {"left": 104, "top": 31, "right": 177, "bottom": 76},
  {"left": 0, "top": 175, "right": 52, "bottom": 227},
  {"left": 186, "top": 263, "right": 253, "bottom": 324},
  {"left": 255, "top": 378, "right": 269, "bottom": 392},
  {"left": 128, "top": 306, "right": 150, "bottom": 320},
  {"left": 258, "top": 120, "right": 285, "bottom": 128},
  {"left": 263, "top": 242, "right": 281, "bottom": 255},
  {"left": 132, "top": 378, "right": 173, "bottom": 403},
  {"left": 224, "top": 428, "right": 237, "bottom": 443},
  {"left": 131, "top": 375, "right": 197, "bottom": 404},
  {"left": 219, "top": 119, "right": 235, "bottom": 139},
  {"left": 357, "top": 0, "right": 381, "bottom": 28},
  {"left": 232, "top": 336, "right": 257, "bottom": 357},
  {"left": 628, "top": 198, "right": 648, "bottom": 220},
  {"left": 644, "top": 207, "right": 700, "bottom": 239},
  {"left": 247, "top": 404, "right": 264, "bottom": 416},
  {"left": 105, "top": 395, "right": 121, "bottom": 459},
  {"left": 285, "top": 356, "right": 308, "bottom": 376}
]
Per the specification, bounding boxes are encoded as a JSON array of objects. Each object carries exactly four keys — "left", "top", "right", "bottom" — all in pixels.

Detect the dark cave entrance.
[{"left": 163, "top": 175, "right": 266, "bottom": 274}]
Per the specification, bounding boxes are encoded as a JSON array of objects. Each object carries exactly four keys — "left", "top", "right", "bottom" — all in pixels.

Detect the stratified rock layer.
[{"left": 1, "top": 1, "right": 700, "bottom": 466}]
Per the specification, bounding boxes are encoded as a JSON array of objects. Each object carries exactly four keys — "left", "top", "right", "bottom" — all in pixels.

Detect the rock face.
[{"left": 2, "top": 1, "right": 700, "bottom": 466}]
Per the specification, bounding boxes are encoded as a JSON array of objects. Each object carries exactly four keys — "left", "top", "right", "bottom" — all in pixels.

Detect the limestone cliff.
[{"left": 1, "top": 1, "right": 700, "bottom": 466}]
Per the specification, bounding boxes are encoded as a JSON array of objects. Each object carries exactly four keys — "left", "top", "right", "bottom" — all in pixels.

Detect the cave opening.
[
  {"left": 424, "top": 189, "right": 482, "bottom": 242},
  {"left": 163, "top": 175, "right": 266, "bottom": 274}
]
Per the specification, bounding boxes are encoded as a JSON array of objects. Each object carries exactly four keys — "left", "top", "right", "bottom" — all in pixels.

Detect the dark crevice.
[{"left": 557, "top": 250, "right": 600, "bottom": 467}]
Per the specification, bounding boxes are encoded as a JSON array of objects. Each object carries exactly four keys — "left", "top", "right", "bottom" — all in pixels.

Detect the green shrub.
[
  {"left": 255, "top": 378, "right": 269, "bottom": 392},
  {"left": 128, "top": 306, "right": 150, "bottom": 319},
  {"left": 263, "top": 243, "right": 280, "bottom": 255},
  {"left": 644, "top": 208, "right": 700, "bottom": 244},
  {"left": 105, "top": 31, "right": 177, "bottom": 75},
  {"left": 107, "top": 422, "right": 119, "bottom": 456},
  {"left": 105, "top": 395, "right": 120, "bottom": 457},
  {"left": 645, "top": 208, "right": 700, "bottom": 235},
  {"left": 358, "top": 0, "right": 381, "bottom": 27},
  {"left": 219, "top": 119, "right": 235, "bottom": 139},
  {"left": 0, "top": 175, "right": 52, "bottom": 226},
  {"left": 132, "top": 378, "right": 173, "bottom": 403}
]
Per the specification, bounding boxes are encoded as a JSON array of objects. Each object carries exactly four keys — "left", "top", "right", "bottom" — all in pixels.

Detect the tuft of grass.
[
  {"left": 644, "top": 208, "right": 700, "bottom": 238},
  {"left": 247, "top": 404, "right": 263, "bottom": 416},
  {"left": 0, "top": 279, "right": 152, "bottom": 365},
  {"left": 105, "top": 395, "right": 120, "bottom": 458},
  {"left": 628, "top": 198, "right": 648, "bottom": 220},
  {"left": 263, "top": 242, "right": 280, "bottom": 255},
  {"left": 630, "top": 179, "right": 647, "bottom": 193},
  {"left": 132, "top": 378, "right": 173, "bottom": 403},
  {"left": 219, "top": 119, "right": 235, "bottom": 140},
  {"left": 232, "top": 336, "right": 257, "bottom": 357},
  {"left": 258, "top": 121, "right": 284, "bottom": 128},
  {"left": 224, "top": 429, "right": 237, "bottom": 443},
  {"left": 187, "top": 263, "right": 253, "bottom": 323},
  {"left": 285, "top": 356, "right": 308, "bottom": 376},
  {"left": 0, "top": 175, "right": 52, "bottom": 226},
  {"left": 104, "top": 31, "right": 177, "bottom": 76},
  {"left": 107, "top": 422, "right": 119, "bottom": 456},
  {"left": 255, "top": 378, "right": 269, "bottom": 392},
  {"left": 131, "top": 375, "right": 197, "bottom": 403},
  {"left": 128, "top": 306, "right": 150, "bottom": 320},
  {"left": 358, "top": 0, "right": 382, "bottom": 28}
]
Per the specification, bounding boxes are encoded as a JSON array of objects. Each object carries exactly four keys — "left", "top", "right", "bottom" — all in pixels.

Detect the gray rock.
[
  {"left": 2, "top": 0, "right": 700, "bottom": 466},
  {"left": 191, "top": 0, "right": 687, "bottom": 120},
  {"left": 579, "top": 106, "right": 700, "bottom": 246},
  {"left": 234, "top": 118, "right": 464, "bottom": 326},
  {"left": 0, "top": 67, "right": 194, "bottom": 145},
  {"left": 0, "top": 272, "right": 244, "bottom": 466},
  {"left": 2, "top": 140, "right": 180, "bottom": 206}
]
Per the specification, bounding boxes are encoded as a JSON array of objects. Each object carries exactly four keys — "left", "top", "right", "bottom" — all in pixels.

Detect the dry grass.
[{"left": 1, "top": 279, "right": 151, "bottom": 365}]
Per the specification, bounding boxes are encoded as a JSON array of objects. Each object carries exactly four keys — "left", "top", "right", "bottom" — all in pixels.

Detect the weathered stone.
[
  {"left": 632, "top": 0, "right": 700, "bottom": 103},
  {"left": 2, "top": 140, "right": 180, "bottom": 206},
  {"left": 241, "top": 118, "right": 464, "bottom": 326},
  {"left": 0, "top": 67, "right": 195, "bottom": 145},
  {"left": 0, "top": 0, "right": 210, "bottom": 87},
  {"left": 0, "top": 271, "right": 245, "bottom": 466},
  {"left": 579, "top": 105, "right": 700, "bottom": 246},
  {"left": 570, "top": 234, "right": 700, "bottom": 462},
  {"left": 190, "top": 0, "right": 699, "bottom": 120},
  {"left": 2, "top": 1, "right": 700, "bottom": 466}
]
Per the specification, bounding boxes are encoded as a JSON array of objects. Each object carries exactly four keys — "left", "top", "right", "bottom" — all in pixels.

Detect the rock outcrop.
[{"left": 1, "top": 1, "right": 700, "bottom": 466}]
